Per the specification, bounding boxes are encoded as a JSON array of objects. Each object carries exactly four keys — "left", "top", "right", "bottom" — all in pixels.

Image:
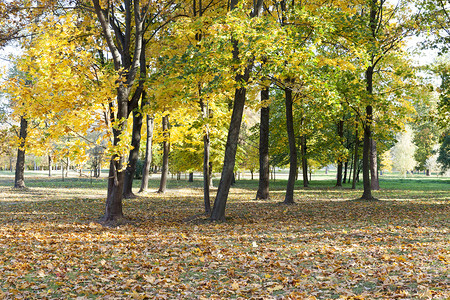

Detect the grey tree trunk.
[
  {"left": 352, "top": 127, "right": 359, "bottom": 190},
  {"left": 103, "top": 93, "right": 128, "bottom": 222},
  {"left": 123, "top": 108, "right": 144, "bottom": 198},
  {"left": 203, "top": 131, "right": 211, "bottom": 214},
  {"left": 158, "top": 115, "right": 170, "bottom": 193},
  {"left": 14, "top": 116, "right": 27, "bottom": 188},
  {"left": 139, "top": 115, "right": 154, "bottom": 193},
  {"left": 284, "top": 85, "right": 297, "bottom": 204},
  {"left": 336, "top": 120, "right": 344, "bottom": 187},
  {"left": 370, "top": 138, "right": 380, "bottom": 190},
  {"left": 300, "top": 135, "right": 308, "bottom": 187},
  {"left": 361, "top": 66, "right": 374, "bottom": 200},
  {"left": 48, "top": 155, "right": 52, "bottom": 177},
  {"left": 210, "top": 71, "right": 248, "bottom": 220},
  {"left": 209, "top": 0, "right": 260, "bottom": 221},
  {"left": 256, "top": 86, "right": 270, "bottom": 200}
]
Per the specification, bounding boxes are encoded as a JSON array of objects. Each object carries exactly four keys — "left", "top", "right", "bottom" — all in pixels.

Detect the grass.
[{"left": 0, "top": 170, "right": 448, "bottom": 299}]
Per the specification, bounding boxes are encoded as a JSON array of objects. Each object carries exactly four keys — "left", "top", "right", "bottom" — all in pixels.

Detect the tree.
[
  {"left": 90, "top": 0, "right": 152, "bottom": 222},
  {"left": 356, "top": 0, "right": 418, "bottom": 199},
  {"left": 436, "top": 132, "right": 450, "bottom": 173},
  {"left": 210, "top": 0, "right": 262, "bottom": 221}
]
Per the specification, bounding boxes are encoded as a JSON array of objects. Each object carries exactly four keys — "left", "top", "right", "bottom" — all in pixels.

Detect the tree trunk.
[
  {"left": 139, "top": 115, "right": 154, "bottom": 193},
  {"left": 48, "top": 155, "right": 52, "bottom": 177},
  {"left": 370, "top": 138, "right": 380, "bottom": 190},
  {"left": 336, "top": 120, "right": 344, "bottom": 187},
  {"left": 210, "top": 0, "right": 259, "bottom": 221},
  {"left": 256, "top": 86, "right": 270, "bottom": 200},
  {"left": 360, "top": 64, "right": 374, "bottom": 200},
  {"left": 284, "top": 85, "right": 297, "bottom": 204},
  {"left": 210, "top": 49, "right": 251, "bottom": 220},
  {"left": 203, "top": 130, "right": 211, "bottom": 214},
  {"left": 104, "top": 158, "right": 125, "bottom": 221},
  {"left": 209, "top": 162, "right": 213, "bottom": 187},
  {"left": 210, "top": 80, "right": 247, "bottom": 220},
  {"left": 123, "top": 108, "right": 144, "bottom": 198},
  {"left": 361, "top": 121, "right": 372, "bottom": 198},
  {"left": 343, "top": 161, "right": 348, "bottom": 183},
  {"left": 352, "top": 127, "right": 359, "bottom": 190},
  {"left": 158, "top": 115, "right": 170, "bottom": 193},
  {"left": 301, "top": 135, "right": 308, "bottom": 187},
  {"left": 103, "top": 90, "right": 128, "bottom": 222},
  {"left": 14, "top": 116, "right": 27, "bottom": 188}
]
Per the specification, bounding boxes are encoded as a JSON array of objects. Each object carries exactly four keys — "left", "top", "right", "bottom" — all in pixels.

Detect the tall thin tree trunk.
[
  {"left": 210, "top": 0, "right": 260, "bottom": 221},
  {"left": 14, "top": 116, "right": 27, "bottom": 188},
  {"left": 343, "top": 161, "right": 348, "bottom": 183},
  {"left": 336, "top": 120, "right": 344, "bottom": 187},
  {"left": 203, "top": 130, "right": 211, "bottom": 214},
  {"left": 352, "top": 127, "right": 359, "bottom": 190},
  {"left": 139, "top": 114, "right": 154, "bottom": 193},
  {"left": 370, "top": 138, "right": 380, "bottom": 190},
  {"left": 360, "top": 1, "right": 378, "bottom": 200},
  {"left": 361, "top": 74, "right": 374, "bottom": 200},
  {"left": 210, "top": 67, "right": 250, "bottom": 220},
  {"left": 48, "top": 154, "right": 52, "bottom": 177},
  {"left": 256, "top": 86, "right": 270, "bottom": 200},
  {"left": 301, "top": 134, "right": 308, "bottom": 187},
  {"left": 123, "top": 107, "right": 144, "bottom": 198},
  {"left": 158, "top": 115, "right": 170, "bottom": 193},
  {"left": 284, "top": 85, "right": 297, "bottom": 204}
]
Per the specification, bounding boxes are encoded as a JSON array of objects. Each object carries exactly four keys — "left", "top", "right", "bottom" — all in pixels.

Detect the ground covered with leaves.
[{"left": 0, "top": 173, "right": 448, "bottom": 299}]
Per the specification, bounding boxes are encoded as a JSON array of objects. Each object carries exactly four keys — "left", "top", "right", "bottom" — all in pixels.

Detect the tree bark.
[
  {"left": 360, "top": 64, "right": 374, "bottom": 200},
  {"left": 370, "top": 138, "right": 380, "bottom": 190},
  {"left": 139, "top": 114, "right": 154, "bottom": 193},
  {"left": 284, "top": 85, "right": 297, "bottom": 204},
  {"left": 48, "top": 154, "right": 52, "bottom": 177},
  {"left": 103, "top": 92, "right": 128, "bottom": 222},
  {"left": 14, "top": 116, "right": 27, "bottom": 188},
  {"left": 158, "top": 115, "right": 170, "bottom": 193},
  {"left": 352, "top": 127, "right": 359, "bottom": 190},
  {"left": 256, "top": 86, "right": 270, "bottom": 200},
  {"left": 104, "top": 158, "right": 125, "bottom": 221},
  {"left": 336, "top": 120, "right": 344, "bottom": 187},
  {"left": 343, "top": 161, "right": 348, "bottom": 183},
  {"left": 300, "top": 134, "right": 308, "bottom": 187},
  {"left": 210, "top": 66, "right": 250, "bottom": 220},
  {"left": 203, "top": 131, "right": 211, "bottom": 214},
  {"left": 123, "top": 107, "right": 144, "bottom": 198}
]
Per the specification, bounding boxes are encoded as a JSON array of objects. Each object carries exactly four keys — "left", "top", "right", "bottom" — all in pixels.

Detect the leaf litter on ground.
[{"left": 0, "top": 175, "right": 448, "bottom": 299}]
